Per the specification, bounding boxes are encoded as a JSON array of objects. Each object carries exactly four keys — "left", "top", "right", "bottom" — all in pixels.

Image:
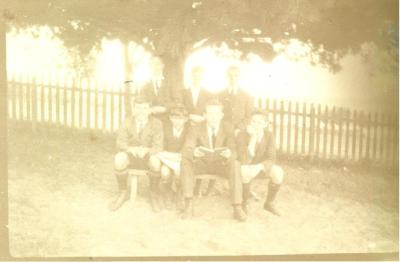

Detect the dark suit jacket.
[
  {"left": 182, "top": 121, "right": 237, "bottom": 161},
  {"left": 140, "top": 80, "right": 171, "bottom": 109},
  {"left": 163, "top": 120, "right": 189, "bottom": 153},
  {"left": 182, "top": 88, "right": 213, "bottom": 115},
  {"left": 236, "top": 129, "right": 276, "bottom": 172},
  {"left": 218, "top": 88, "right": 253, "bottom": 131},
  {"left": 116, "top": 116, "right": 163, "bottom": 155}
]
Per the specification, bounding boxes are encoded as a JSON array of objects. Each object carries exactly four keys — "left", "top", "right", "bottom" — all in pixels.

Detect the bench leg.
[{"left": 129, "top": 175, "right": 138, "bottom": 204}]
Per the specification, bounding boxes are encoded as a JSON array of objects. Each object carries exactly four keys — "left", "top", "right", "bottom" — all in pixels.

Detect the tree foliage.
[{"left": 3, "top": 0, "right": 398, "bottom": 68}]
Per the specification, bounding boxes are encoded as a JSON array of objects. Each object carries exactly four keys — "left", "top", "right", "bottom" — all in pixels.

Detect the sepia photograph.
[{"left": 0, "top": 0, "right": 399, "bottom": 260}]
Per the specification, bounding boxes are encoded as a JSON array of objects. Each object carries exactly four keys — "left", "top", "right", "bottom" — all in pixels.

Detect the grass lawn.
[{"left": 7, "top": 122, "right": 399, "bottom": 257}]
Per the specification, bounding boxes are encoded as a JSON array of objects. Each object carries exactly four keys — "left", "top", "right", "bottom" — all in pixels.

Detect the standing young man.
[
  {"left": 204, "top": 65, "right": 255, "bottom": 196},
  {"left": 219, "top": 65, "right": 254, "bottom": 135},
  {"left": 110, "top": 95, "right": 164, "bottom": 212},
  {"left": 182, "top": 66, "right": 212, "bottom": 125},
  {"left": 141, "top": 56, "right": 171, "bottom": 120},
  {"left": 180, "top": 99, "right": 247, "bottom": 221},
  {"left": 236, "top": 109, "right": 285, "bottom": 216}
]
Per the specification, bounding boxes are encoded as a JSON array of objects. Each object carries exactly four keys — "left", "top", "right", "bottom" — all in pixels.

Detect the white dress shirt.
[
  {"left": 248, "top": 132, "right": 263, "bottom": 157},
  {"left": 172, "top": 127, "right": 183, "bottom": 138},
  {"left": 136, "top": 119, "right": 148, "bottom": 135},
  {"left": 191, "top": 87, "right": 201, "bottom": 106}
]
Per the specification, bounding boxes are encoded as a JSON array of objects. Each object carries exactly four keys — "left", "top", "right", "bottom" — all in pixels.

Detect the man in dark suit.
[
  {"left": 219, "top": 65, "right": 254, "bottom": 135},
  {"left": 182, "top": 66, "right": 212, "bottom": 125},
  {"left": 140, "top": 56, "right": 172, "bottom": 120},
  {"left": 236, "top": 109, "right": 285, "bottom": 216},
  {"left": 180, "top": 99, "right": 247, "bottom": 221},
  {"left": 153, "top": 104, "right": 189, "bottom": 209},
  {"left": 204, "top": 65, "right": 254, "bottom": 196},
  {"left": 110, "top": 95, "right": 164, "bottom": 212}
]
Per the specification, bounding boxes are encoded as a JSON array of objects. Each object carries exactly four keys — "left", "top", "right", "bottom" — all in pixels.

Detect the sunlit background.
[{"left": 6, "top": 25, "right": 396, "bottom": 112}]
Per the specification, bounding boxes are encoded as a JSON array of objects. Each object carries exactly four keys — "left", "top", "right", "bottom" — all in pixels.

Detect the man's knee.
[
  {"left": 114, "top": 152, "right": 129, "bottom": 171},
  {"left": 160, "top": 165, "right": 171, "bottom": 179},
  {"left": 148, "top": 155, "right": 161, "bottom": 171},
  {"left": 270, "top": 165, "right": 284, "bottom": 184}
]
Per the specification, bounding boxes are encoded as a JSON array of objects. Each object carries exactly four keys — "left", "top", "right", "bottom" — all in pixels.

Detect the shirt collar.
[{"left": 207, "top": 124, "right": 220, "bottom": 136}]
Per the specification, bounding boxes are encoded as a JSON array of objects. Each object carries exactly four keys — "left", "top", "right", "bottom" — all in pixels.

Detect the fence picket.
[
  {"left": 86, "top": 79, "right": 91, "bottom": 129},
  {"left": 337, "top": 108, "right": 343, "bottom": 159},
  {"left": 94, "top": 79, "right": 99, "bottom": 130},
  {"left": 273, "top": 99, "right": 277, "bottom": 141},
  {"left": 294, "top": 102, "right": 299, "bottom": 154},
  {"left": 379, "top": 112, "right": 385, "bottom": 162},
  {"left": 30, "top": 77, "right": 37, "bottom": 128},
  {"left": 6, "top": 79, "right": 399, "bottom": 168},
  {"left": 329, "top": 107, "right": 336, "bottom": 159},
  {"left": 301, "top": 103, "right": 307, "bottom": 155},
  {"left": 365, "top": 112, "right": 371, "bottom": 161},
  {"left": 286, "top": 101, "right": 292, "bottom": 154},
  {"left": 309, "top": 104, "right": 315, "bottom": 157},
  {"left": 323, "top": 106, "right": 328, "bottom": 159},
  {"left": 351, "top": 110, "right": 358, "bottom": 161}
]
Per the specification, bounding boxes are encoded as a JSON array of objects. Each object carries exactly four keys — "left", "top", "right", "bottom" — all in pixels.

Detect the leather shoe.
[
  {"left": 181, "top": 198, "right": 194, "bottom": 219},
  {"left": 233, "top": 205, "right": 247, "bottom": 222},
  {"left": 109, "top": 190, "right": 129, "bottom": 211},
  {"left": 264, "top": 202, "right": 281, "bottom": 216}
]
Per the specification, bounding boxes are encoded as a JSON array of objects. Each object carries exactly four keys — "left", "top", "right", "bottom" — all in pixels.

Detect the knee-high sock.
[
  {"left": 242, "top": 182, "right": 251, "bottom": 201},
  {"left": 115, "top": 170, "right": 128, "bottom": 190},
  {"left": 266, "top": 182, "right": 280, "bottom": 203}
]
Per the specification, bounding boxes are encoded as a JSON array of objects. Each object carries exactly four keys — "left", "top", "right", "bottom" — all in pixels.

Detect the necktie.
[{"left": 211, "top": 128, "right": 217, "bottom": 149}]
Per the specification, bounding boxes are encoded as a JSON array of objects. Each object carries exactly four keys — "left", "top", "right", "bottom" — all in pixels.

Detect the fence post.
[
  {"left": 86, "top": 78, "right": 92, "bottom": 129},
  {"left": 323, "top": 106, "right": 329, "bottom": 160},
  {"left": 31, "top": 76, "right": 37, "bottom": 131},
  {"left": 344, "top": 109, "right": 350, "bottom": 161},
  {"left": 301, "top": 103, "right": 307, "bottom": 155},
  {"left": 286, "top": 101, "right": 292, "bottom": 154},
  {"left": 337, "top": 108, "right": 343, "bottom": 160},
  {"left": 294, "top": 102, "right": 299, "bottom": 155},
  {"left": 272, "top": 99, "right": 277, "bottom": 141},
  {"left": 365, "top": 112, "right": 371, "bottom": 161},
  {"left": 315, "top": 104, "right": 321, "bottom": 159},
  {"left": 10, "top": 74, "right": 16, "bottom": 120},
  {"left": 309, "top": 103, "right": 315, "bottom": 159},
  {"left": 372, "top": 112, "right": 378, "bottom": 162},
  {"left": 26, "top": 75, "right": 31, "bottom": 123},
  {"left": 330, "top": 107, "right": 336, "bottom": 159},
  {"left": 279, "top": 100, "right": 284, "bottom": 153},
  {"left": 55, "top": 75, "right": 60, "bottom": 126},
  {"left": 379, "top": 112, "right": 385, "bottom": 163},
  {"left": 351, "top": 110, "right": 358, "bottom": 162},
  {"left": 102, "top": 82, "right": 107, "bottom": 133},
  {"left": 110, "top": 81, "right": 115, "bottom": 133},
  {"left": 62, "top": 77, "right": 68, "bottom": 127},
  {"left": 94, "top": 79, "right": 99, "bottom": 130}
]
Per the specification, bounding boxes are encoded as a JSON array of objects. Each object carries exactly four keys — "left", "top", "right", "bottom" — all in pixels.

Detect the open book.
[{"left": 197, "top": 146, "right": 228, "bottom": 156}]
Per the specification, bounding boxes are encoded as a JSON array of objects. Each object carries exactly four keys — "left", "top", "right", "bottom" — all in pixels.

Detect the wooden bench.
[
  {"left": 127, "top": 169, "right": 148, "bottom": 203},
  {"left": 126, "top": 170, "right": 224, "bottom": 203}
]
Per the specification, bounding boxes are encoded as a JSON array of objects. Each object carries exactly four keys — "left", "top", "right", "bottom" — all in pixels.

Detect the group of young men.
[{"left": 109, "top": 57, "right": 285, "bottom": 222}]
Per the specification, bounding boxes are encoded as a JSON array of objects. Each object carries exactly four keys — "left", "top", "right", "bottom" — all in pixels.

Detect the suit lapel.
[
  {"left": 139, "top": 119, "right": 151, "bottom": 141},
  {"left": 215, "top": 125, "right": 226, "bottom": 148},
  {"left": 254, "top": 132, "right": 266, "bottom": 159},
  {"left": 199, "top": 124, "right": 210, "bottom": 148}
]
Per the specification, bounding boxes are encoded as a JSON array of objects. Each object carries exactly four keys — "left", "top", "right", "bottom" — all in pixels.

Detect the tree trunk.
[{"left": 161, "top": 53, "right": 185, "bottom": 104}]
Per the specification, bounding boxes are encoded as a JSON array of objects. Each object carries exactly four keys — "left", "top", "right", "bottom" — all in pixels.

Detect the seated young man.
[
  {"left": 153, "top": 104, "right": 189, "bottom": 210},
  {"left": 236, "top": 109, "right": 285, "bottom": 216},
  {"left": 180, "top": 99, "right": 247, "bottom": 221},
  {"left": 110, "top": 95, "right": 164, "bottom": 212}
]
